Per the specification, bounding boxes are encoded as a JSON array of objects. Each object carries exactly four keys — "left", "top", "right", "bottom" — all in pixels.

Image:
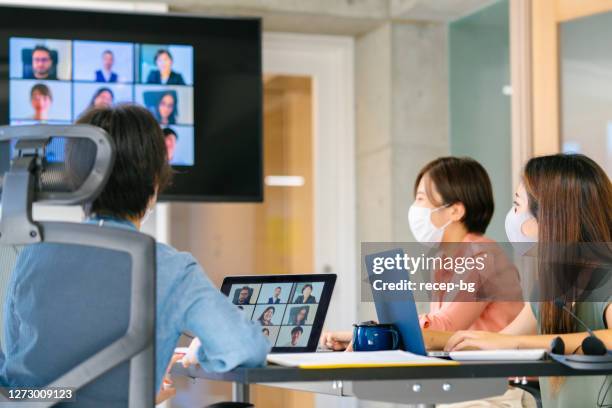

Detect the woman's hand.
[
  {"left": 320, "top": 331, "right": 353, "bottom": 351},
  {"left": 444, "top": 330, "right": 520, "bottom": 352}
]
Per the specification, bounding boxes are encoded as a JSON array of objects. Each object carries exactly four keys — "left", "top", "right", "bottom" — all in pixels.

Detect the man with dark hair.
[
  {"left": 290, "top": 326, "right": 303, "bottom": 346},
  {"left": 1, "top": 105, "right": 269, "bottom": 404},
  {"left": 27, "top": 45, "right": 56, "bottom": 80},
  {"left": 268, "top": 286, "right": 282, "bottom": 304},
  {"left": 30, "top": 83, "right": 52, "bottom": 121},
  {"left": 95, "top": 50, "right": 118, "bottom": 83},
  {"left": 162, "top": 127, "right": 178, "bottom": 162},
  {"left": 81, "top": 106, "right": 172, "bottom": 220},
  {"left": 236, "top": 286, "right": 251, "bottom": 305}
]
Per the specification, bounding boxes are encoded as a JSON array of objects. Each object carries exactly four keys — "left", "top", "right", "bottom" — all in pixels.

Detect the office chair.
[{"left": 0, "top": 124, "right": 155, "bottom": 407}]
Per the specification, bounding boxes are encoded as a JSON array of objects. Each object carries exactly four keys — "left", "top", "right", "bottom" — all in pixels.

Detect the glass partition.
[
  {"left": 449, "top": 0, "right": 511, "bottom": 241},
  {"left": 560, "top": 12, "right": 612, "bottom": 175}
]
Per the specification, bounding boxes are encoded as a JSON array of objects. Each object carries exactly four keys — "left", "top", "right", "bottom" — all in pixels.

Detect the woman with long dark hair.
[
  {"left": 443, "top": 154, "right": 612, "bottom": 407},
  {"left": 291, "top": 307, "right": 309, "bottom": 325},
  {"left": 154, "top": 92, "right": 177, "bottom": 126},
  {"left": 257, "top": 306, "right": 275, "bottom": 326}
]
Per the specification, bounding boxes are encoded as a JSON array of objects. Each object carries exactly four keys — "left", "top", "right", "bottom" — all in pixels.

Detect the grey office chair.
[{"left": 0, "top": 125, "right": 155, "bottom": 407}]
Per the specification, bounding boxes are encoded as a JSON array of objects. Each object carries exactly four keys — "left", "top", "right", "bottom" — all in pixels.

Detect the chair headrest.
[{"left": 0, "top": 124, "right": 115, "bottom": 244}]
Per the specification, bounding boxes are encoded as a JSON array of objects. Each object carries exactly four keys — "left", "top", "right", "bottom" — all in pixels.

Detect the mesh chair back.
[{"left": 0, "top": 125, "right": 155, "bottom": 407}]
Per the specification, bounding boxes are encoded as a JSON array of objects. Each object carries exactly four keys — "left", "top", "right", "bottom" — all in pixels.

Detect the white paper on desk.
[{"left": 267, "top": 350, "right": 457, "bottom": 368}]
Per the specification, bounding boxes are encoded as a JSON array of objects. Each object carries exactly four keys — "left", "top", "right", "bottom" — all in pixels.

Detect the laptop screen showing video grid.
[{"left": 223, "top": 275, "right": 336, "bottom": 352}]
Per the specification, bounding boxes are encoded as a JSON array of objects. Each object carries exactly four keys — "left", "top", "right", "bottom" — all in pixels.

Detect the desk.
[{"left": 172, "top": 359, "right": 610, "bottom": 405}]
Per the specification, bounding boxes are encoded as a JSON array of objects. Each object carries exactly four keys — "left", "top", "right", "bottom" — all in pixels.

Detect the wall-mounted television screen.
[{"left": 0, "top": 6, "right": 263, "bottom": 202}]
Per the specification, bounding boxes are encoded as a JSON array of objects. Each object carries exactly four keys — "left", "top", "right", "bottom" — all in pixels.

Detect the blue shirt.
[{"left": 1, "top": 217, "right": 270, "bottom": 396}]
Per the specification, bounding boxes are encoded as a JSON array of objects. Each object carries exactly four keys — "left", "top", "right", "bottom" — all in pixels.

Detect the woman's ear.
[
  {"left": 523, "top": 217, "right": 538, "bottom": 239},
  {"left": 449, "top": 202, "right": 466, "bottom": 222}
]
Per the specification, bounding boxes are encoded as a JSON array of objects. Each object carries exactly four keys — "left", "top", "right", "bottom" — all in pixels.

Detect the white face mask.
[
  {"left": 504, "top": 208, "right": 537, "bottom": 243},
  {"left": 408, "top": 204, "right": 452, "bottom": 245}
]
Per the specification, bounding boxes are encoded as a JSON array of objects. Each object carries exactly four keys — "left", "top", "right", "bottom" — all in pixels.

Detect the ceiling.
[{"left": 156, "top": 0, "right": 497, "bottom": 35}]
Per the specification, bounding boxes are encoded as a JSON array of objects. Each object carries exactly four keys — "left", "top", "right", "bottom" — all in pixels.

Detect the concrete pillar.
[
  {"left": 357, "top": 20, "right": 449, "bottom": 243},
  {"left": 356, "top": 21, "right": 450, "bottom": 324}
]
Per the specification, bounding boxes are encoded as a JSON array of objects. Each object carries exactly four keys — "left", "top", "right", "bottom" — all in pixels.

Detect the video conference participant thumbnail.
[
  {"left": 168, "top": 126, "right": 194, "bottom": 166},
  {"left": 162, "top": 127, "right": 194, "bottom": 166},
  {"left": 258, "top": 283, "right": 293, "bottom": 305},
  {"left": 10, "top": 80, "right": 71, "bottom": 122},
  {"left": 73, "top": 41, "right": 134, "bottom": 84},
  {"left": 90, "top": 87, "right": 114, "bottom": 108},
  {"left": 277, "top": 326, "right": 311, "bottom": 347},
  {"left": 10, "top": 38, "right": 72, "bottom": 81},
  {"left": 73, "top": 83, "right": 133, "bottom": 120},
  {"left": 253, "top": 304, "right": 286, "bottom": 327},
  {"left": 230, "top": 284, "right": 261, "bottom": 305},
  {"left": 98, "top": 50, "right": 117, "bottom": 82},
  {"left": 155, "top": 91, "right": 176, "bottom": 125},
  {"left": 139, "top": 44, "right": 193, "bottom": 86},
  {"left": 30, "top": 83, "right": 52, "bottom": 121},
  {"left": 29, "top": 46, "right": 55, "bottom": 80},
  {"left": 284, "top": 304, "right": 317, "bottom": 326},
  {"left": 148, "top": 49, "right": 184, "bottom": 85},
  {"left": 292, "top": 282, "right": 323, "bottom": 304},
  {"left": 163, "top": 128, "right": 178, "bottom": 162},
  {"left": 261, "top": 326, "right": 280, "bottom": 344},
  {"left": 134, "top": 85, "right": 194, "bottom": 126}
]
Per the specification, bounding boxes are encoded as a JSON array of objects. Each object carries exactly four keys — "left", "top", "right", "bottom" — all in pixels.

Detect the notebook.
[{"left": 267, "top": 350, "right": 459, "bottom": 369}]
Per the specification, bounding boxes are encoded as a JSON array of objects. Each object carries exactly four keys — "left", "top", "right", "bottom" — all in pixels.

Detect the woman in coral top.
[
  {"left": 321, "top": 157, "right": 523, "bottom": 349},
  {"left": 412, "top": 157, "right": 523, "bottom": 331}
]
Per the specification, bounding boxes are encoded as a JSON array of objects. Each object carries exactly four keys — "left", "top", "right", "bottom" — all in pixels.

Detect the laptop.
[
  {"left": 365, "top": 249, "right": 438, "bottom": 356},
  {"left": 221, "top": 274, "right": 336, "bottom": 353},
  {"left": 365, "top": 249, "right": 546, "bottom": 361}
]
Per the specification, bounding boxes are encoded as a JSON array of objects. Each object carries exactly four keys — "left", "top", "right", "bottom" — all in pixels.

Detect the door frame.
[{"left": 263, "top": 32, "right": 357, "bottom": 334}]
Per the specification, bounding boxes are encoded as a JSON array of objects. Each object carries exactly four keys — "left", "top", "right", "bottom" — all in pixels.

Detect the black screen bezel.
[
  {"left": 0, "top": 6, "right": 263, "bottom": 203},
  {"left": 221, "top": 274, "right": 337, "bottom": 353}
]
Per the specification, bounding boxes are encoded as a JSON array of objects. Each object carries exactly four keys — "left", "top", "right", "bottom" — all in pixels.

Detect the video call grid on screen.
[
  {"left": 229, "top": 282, "right": 322, "bottom": 347},
  {"left": 222, "top": 275, "right": 336, "bottom": 352},
  {"left": 8, "top": 37, "right": 195, "bottom": 166}
]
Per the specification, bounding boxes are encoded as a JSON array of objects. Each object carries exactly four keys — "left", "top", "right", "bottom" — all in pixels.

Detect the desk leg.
[{"left": 232, "top": 382, "right": 250, "bottom": 403}]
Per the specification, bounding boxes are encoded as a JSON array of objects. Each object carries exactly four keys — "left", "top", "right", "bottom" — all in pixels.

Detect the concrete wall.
[
  {"left": 356, "top": 22, "right": 449, "bottom": 243},
  {"left": 356, "top": 21, "right": 450, "bottom": 324}
]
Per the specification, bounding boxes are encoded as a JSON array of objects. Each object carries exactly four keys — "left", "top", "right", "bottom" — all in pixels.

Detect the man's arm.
[{"left": 178, "top": 262, "right": 270, "bottom": 371}]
